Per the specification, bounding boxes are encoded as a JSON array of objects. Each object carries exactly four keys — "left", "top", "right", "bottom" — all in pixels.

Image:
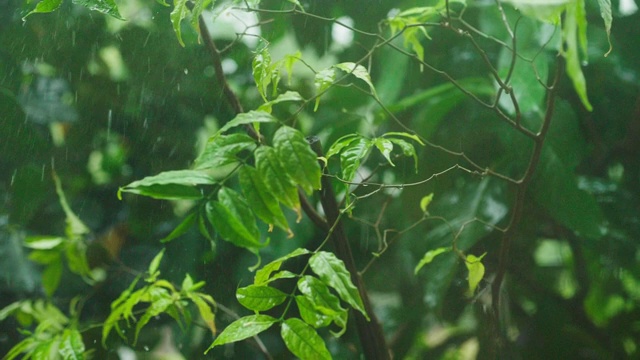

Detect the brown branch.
[
  {"left": 490, "top": 55, "right": 564, "bottom": 351},
  {"left": 308, "top": 138, "right": 391, "bottom": 360}
]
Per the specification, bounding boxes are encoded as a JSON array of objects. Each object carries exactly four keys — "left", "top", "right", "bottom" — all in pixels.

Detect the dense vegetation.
[{"left": 1, "top": 0, "right": 639, "bottom": 358}]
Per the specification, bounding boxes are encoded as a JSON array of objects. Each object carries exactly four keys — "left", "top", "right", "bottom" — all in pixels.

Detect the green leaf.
[
  {"left": 65, "top": 238, "right": 92, "bottom": 279},
  {"left": 414, "top": 246, "right": 450, "bottom": 275},
  {"left": 313, "top": 68, "right": 336, "bottom": 111},
  {"left": 284, "top": 51, "right": 302, "bottom": 85},
  {"left": 281, "top": 318, "right": 332, "bottom": 360},
  {"left": 236, "top": 285, "right": 288, "bottom": 311},
  {"left": 193, "top": 133, "right": 256, "bottom": 170},
  {"left": 296, "top": 276, "right": 347, "bottom": 332},
  {"left": 119, "top": 170, "right": 216, "bottom": 200},
  {"left": 53, "top": 172, "right": 90, "bottom": 238},
  {"left": 206, "top": 188, "right": 263, "bottom": 251},
  {"left": 562, "top": 0, "right": 593, "bottom": 111},
  {"left": 465, "top": 253, "right": 486, "bottom": 297},
  {"left": 148, "top": 249, "right": 165, "bottom": 276},
  {"left": 334, "top": 62, "right": 377, "bottom": 96},
  {"left": 502, "top": 0, "right": 569, "bottom": 23},
  {"left": 58, "top": 328, "right": 85, "bottom": 360},
  {"left": 295, "top": 295, "right": 332, "bottom": 329},
  {"left": 257, "top": 91, "right": 305, "bottom": 113},
  {"left": 72, "top": 0, "right": 124, "bottom": 19},
  {"left": 161, "top": 211, "right": 197, "bottom": 243},
  {"left": 420, "top": 193, "right": 434, "bottom": 214},
  {"left": 340, "top": 137, "right": 372, "bottom": 182},
  {"left": 187, "top": 292, "right": 216, "bottom": 334},
  {"left": 254, "top": 248, "right": 310, "bottom": 285},
  {"left": 273, "top": 126, "right": 322, "bottom": 194},
  {"left": 239, "top": 166, "right": 289, "bottom": 232},
  {"left": 308, "top": 251, "right": 368, "bottom": 319},
  {"left": 170, "top": 0, "right": 190, "bottom": 47},
  {"left": 42, "top": 258, "right": 63, "bottom": 297},
  {"left": 4, "top": 337, "right": 35, "bottom": 360},
  {"left": 218, "top": 110, "right": 278, "bottom": 134},
  {"left": 23, "top": 0, "right": 62, "bottom": 19},
  {"left": 255, "top": 146, "right": 301, "bottom": 214},
  {"left": 206, "top": 314, "right": 277, "bottom": 352},
  {"left": 23, "top": 236, "right": 64, "bottom": 250},
  {"left": 134, "top": 287, "right": 174, "bottom": 344},
  {"left": 372, "top": 138, "right": 395, "bottom": 166},
  {"left": 325, "top": 134, "right": 359, "bottom": 160},
  {"left": 191, "top": 0, "right": 214, "bottom": 35},
  {"left": 253, "top": 47, "right": 273, "bottom": 101},
  {"left": 597, "top": 0, "right": 613, "bottom": 56}
]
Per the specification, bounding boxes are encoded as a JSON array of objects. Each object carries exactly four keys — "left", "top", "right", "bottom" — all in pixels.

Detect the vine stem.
[{"left": 490, "top": 55, "right": 563, "bottom": 350}]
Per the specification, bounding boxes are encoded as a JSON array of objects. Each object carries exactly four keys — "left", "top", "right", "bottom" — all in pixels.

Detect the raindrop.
[
  {"left": 143, "top": 118, "right": 149, "bottom": 129},
  {"left": 41, "top": 164, "right": 45, "bottom": 181},
  {"left": 144, "top": 346, "right": 150, "bottom": 351},
  {"left": 10, "top": 169, "right": 16, "bottom": 186},
  {"left": 107, "top": 109, "right": 113, "bottom": 141},
  {"left": 184, "top": 68, "right": 188, "bottom": 75},
  {"left": 581, "top": 60, "right": 589, "bottom": 67}
]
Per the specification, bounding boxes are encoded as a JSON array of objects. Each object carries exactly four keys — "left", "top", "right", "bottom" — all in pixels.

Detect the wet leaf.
[
  {"left": 206, "top": 315, "right": 277, "bottom": 352},
  {"left": 255, "top": 146, "right": 300, "bottom": 214},
  {"left": 273, "top": 126, "right": 322, "bottom": 194},
  {"left": 236, "top": 285, "right": 288, "bottom": 311},
  {"left": 281, "top": 318, "right": 332, "bottom": 360},
  {"left": 194, "top": 133, "right": 256, "bottom": 170},
  {"left": 308, "top": 252, "right": 368, "bottom": 319},
  {"left": 414, "top": 246, "right": 450, "bottom": 275},
  {"left": 118, "top": 170, "right": 216, "bottom": 200},
  {"left": 206, "top": 188, "right": 263, "bottom": 251},
  {"left": 239, "top": 166, "right": 289, "bottom": 231},
  {"left": 254, "top": 248, "right": 310, "bottom": 285}
]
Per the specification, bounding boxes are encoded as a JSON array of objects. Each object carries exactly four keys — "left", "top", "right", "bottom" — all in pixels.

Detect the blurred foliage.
[{"left": 1, "top": 0, "right": 640, "bottom": 359}]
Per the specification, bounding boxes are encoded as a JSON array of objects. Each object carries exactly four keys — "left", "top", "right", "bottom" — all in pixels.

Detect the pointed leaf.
[
  {"left": 465, "top": 253, "right": 486, "bottom": 297},
  {"left": 170, "top": 0, "right": 190, "bottom": 47},
  {"left": 419, "top": 193, "right": 434, "bottom": 213},
  {"left": 414, "top": 246, "right": 450, "bottom": 275},
  {"left": 325, "top": 134, "right": 359, "bottom": 160},
  {"left": 373, "top": 138, "right": 395, "bottom": 166},
  {"left": 188, "top": 293, "right": 216, "bottom": 335},
  {"left": 134, "top": 288, "right": 174, "bottom": 344},
  {"left": 597, "top": 0, "right": 613, "bottom": 56},
  {"left": 308, "top": 252, "right": 368, "bottom": 319},
  {"left": 273, "top": 126, "right": 322, "bottom": 194},
  {"left": 72, "top": 0, "right": 124, "bottom": 19},
  {"left": 284, "top": 51, "right": 302, "bottom": 85},
  {"left": 118, "top": 170, "right": 216, "bottom": 200},
  {"left": 148, "top": 249, "right": 165, "bottom": 276},
  {"left": 334, "top": 62, "right": 377, "bottom": 96},
  {"left": 206, "top": 314, "right": 277, "bottom": 352},
  {"left": 297, "top": 276, "right": 347, "bottom": 331},
  {"left": 236, "top": 285, "right": 288, "bottom": 311},
  {"left": 281, "top": 318, "right": 332, "bottom": 360},
  {"left": 58, "top": 328, "right": 85, "bottom": 360},
  {"left": 194, "top": 133, "right": 256, "bottom": 170},
  {"left": 53, "top": 172, "right": 90, "bottom": 237},
  {"left": 255, "top": 146, "right": 300, "bottom": 213},
  {"left": 161, "top": 211, "right": 197, "bottom": 243},
  {"left": 254, "top": 248, "right": 310, "bottom": 285},
  {"left": 239, "top": 166, "right": 289, "bottom": 231},
  {"left": 313, "top": 68, "right": 336, "bottom": 111},
  {"left": 258, "top": 91, "right": 304, "bottom": 113},
  {"left": 340, "top": 137, "right": 372, "bottom": 182},
  {"left": 295, "top": 295, "right": 332, "bottom": 329},
  {"left": 23, "top": 0, "right": 62, "bottom": 19},
  {"left": 253, "top": 47, "right": 272, "bottom": 101},
  {"left": 218, "top": 110, "right": 278, "bottom": 135},
  {"left": 206, "top": 188, "right": 262, "bottom": 250}
]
